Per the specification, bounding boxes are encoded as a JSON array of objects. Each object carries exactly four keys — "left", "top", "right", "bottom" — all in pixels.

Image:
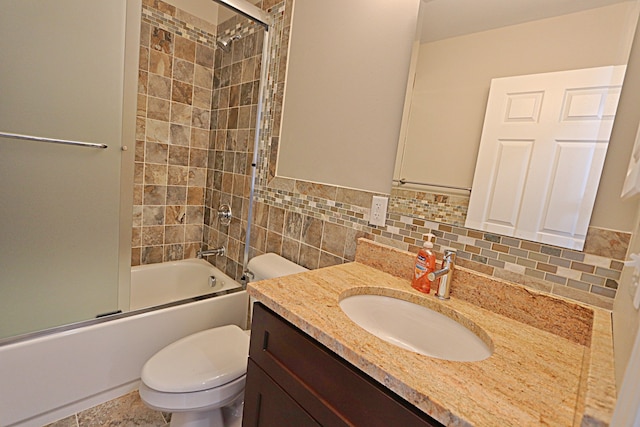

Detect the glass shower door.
[{"left": 0, "top": 0, "right": 135, "bottom": 340}]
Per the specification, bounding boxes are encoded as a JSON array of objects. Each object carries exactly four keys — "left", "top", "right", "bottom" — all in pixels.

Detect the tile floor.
[{"left": 44, "top": 391, "right": 168, "bottom": 427}]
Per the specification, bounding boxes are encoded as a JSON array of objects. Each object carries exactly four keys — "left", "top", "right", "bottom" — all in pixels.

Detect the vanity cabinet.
[{"left": 243, "top": 303, "right": 443, "bottom": 427}]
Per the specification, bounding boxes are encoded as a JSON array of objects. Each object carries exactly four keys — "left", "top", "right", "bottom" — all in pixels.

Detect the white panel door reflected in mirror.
[
  {"left": 393, "top": 0, "right": 638, "bottom": 239},
  {"left": 465, "top": 66, "right": 626, "bottom": 250}
]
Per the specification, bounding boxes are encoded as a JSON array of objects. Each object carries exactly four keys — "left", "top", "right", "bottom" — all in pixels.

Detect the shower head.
[{"left": 216, "top": 34, "right": 241, "bottom": 53}]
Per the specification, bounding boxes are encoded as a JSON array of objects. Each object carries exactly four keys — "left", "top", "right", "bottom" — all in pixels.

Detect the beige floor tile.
[
  {"left": 45, "top": 415, "right": 77, "bottom": 427},
  {"left": 76, "top": 391, "right": 166, "bottom": 427}
]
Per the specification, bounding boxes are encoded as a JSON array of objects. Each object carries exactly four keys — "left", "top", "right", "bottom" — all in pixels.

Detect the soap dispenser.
[{"left": 411, "top": 233, "right": 437, "bottom": 294}]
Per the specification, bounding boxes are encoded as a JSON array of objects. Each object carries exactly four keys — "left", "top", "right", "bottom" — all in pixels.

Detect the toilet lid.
[{"left": 141, "top": 325, "right": 250, "bottom": 393}]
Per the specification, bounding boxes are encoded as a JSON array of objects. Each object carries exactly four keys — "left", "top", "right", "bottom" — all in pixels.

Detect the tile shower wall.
[
  {"left": 202, "top": 12, "right": 266, "bottom": 280},
  {"left": 246, "top": 0, "right": 629, "bottom": 310},
  {"left": 132, "top": 0, "right": 217, "bottom": 265},
  {"left": 132, "top": 0, "right": 269, "bottom": 279}
]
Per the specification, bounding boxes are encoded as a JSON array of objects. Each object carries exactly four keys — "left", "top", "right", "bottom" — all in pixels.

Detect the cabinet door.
[
  {"left": 465, "top": 65, "right": 625, "bottom": 250},
  {"left": 246, "top": 303, "right": 442, "bottom": 427},
  {"left": 243, "top": 360, "right": 320, "bottom": 427}
]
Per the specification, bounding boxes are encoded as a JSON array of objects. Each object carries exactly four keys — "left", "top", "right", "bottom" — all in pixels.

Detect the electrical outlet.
[{"left": 369, "top": 196, "right": 388, "bottom": 227}]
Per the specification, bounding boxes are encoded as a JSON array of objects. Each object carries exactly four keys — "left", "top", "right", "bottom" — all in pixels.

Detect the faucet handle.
[{"left": 443, "top": 248, "right": 457, "bottom": 262}]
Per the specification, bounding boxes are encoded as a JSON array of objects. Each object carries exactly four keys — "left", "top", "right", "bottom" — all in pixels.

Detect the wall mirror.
[
  {"left": 393, "top": 0, "right": 640, "bottom": 249},
  {"left": 0, "top": 0, "right": 264, "bottom": 343},
  {"left": 275, "top": 0, "right": 419, "bottom": 194}
]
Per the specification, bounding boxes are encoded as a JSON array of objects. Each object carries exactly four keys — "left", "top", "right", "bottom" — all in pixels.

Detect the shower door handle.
[{"left": 0, "top": 131, "right": 108, "bottom": 149}]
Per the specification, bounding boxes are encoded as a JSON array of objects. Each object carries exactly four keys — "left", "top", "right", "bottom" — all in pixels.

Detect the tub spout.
[{"left": 197, "top": 247, "right": 226, "bottom": 259}]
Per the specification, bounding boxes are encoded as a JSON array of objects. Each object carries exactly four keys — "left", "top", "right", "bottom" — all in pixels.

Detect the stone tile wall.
[
  {"left": 132, "top": 0, "right": 217, "bottom": 265},
  {"left": 202, "top": 13, "right": 266, "bottom": 280}
]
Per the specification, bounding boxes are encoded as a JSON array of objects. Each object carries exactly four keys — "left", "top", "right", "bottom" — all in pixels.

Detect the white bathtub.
[
  {"left": 0, "top": 260, "right": 248, "bottom": 427},
  {"left": 130, "top": 258, "right": 242, "bottom": 310}
]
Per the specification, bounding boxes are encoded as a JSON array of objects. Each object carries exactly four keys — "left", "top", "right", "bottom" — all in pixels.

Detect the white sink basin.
[{"left": 339, "top": 294, "right": 492, "bottom": 362}]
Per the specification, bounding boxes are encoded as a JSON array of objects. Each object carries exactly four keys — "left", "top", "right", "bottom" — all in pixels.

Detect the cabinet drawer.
[{"left": 248, "top": 303, "right": 442, "bottom": 427}]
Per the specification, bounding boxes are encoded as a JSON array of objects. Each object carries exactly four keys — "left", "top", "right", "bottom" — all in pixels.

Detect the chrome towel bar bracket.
[{"left": 393, "top": 178, "right": 471, "bottom": 192}]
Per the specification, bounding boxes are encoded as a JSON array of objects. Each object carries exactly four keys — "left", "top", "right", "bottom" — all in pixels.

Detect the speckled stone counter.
[{"left": 247, "top": 239, "right": 616, "bottom": 427}]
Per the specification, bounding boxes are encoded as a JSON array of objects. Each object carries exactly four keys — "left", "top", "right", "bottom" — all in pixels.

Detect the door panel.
[
  {"left": 484, "top": 140, "right": 533, "bottom": 235},
  {"left": 466, "top": 65, "right": 625, "bottom": 250}
]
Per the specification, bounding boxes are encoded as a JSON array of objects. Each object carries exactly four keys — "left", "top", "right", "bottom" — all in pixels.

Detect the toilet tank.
[{"left": 247, "top": 253, "right": 308, "bottom": 281}]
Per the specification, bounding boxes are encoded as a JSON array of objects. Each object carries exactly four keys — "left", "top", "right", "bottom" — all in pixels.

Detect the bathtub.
[
  {"left": 0, "top": 259, "right": 248, "bottom": 427},
  {"left": 130, "top": 258, "right": 242, "bottom": 310}
]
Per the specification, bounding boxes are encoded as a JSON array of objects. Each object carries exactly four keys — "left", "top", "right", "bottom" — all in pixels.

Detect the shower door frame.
[{"left": 212, "top": 0, "right": 273, "bottom": 282}]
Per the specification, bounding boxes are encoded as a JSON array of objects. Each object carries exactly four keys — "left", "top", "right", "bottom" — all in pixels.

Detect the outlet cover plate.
[{"left": 369, "top": 196, "right": 388, "bottom": 227}]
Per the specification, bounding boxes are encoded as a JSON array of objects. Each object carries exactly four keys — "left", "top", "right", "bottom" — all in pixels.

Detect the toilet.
[{"left": 138, "top": 253, "right": 307, "bottom": 427}]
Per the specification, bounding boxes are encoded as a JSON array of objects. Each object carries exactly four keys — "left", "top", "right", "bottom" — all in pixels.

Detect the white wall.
[{"left": 276, "top": 0, "right": 421, "bottom": 194}]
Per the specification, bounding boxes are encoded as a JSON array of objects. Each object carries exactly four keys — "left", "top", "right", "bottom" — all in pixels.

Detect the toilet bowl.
[
  {"left": 139, "top": 325, "right": 249, "bottom": 427},
  {"left": 139, "top": 253, "right": 308, "bottom": 427}
]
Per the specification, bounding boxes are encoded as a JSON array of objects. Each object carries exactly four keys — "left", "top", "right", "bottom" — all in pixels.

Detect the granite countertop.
[{"left": 247, "top": 239, "right": 616, "bottom": 427}]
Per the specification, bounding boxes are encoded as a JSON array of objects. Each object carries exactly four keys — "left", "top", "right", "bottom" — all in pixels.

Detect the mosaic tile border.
[
  {"left": 255, "top": 188, "right": 371, "bottom": 230},
  {"left": 253, "top": 1, "right": 287, "bottom": 187},
  {"left": 390, "top": 185, "right": 469, "bottom": 227},
  {"left": 216, "top": 12, "right": 264, "bottom": 40},
  {"left": 142, "top": 4, "right": 217, "bottom": 48}
]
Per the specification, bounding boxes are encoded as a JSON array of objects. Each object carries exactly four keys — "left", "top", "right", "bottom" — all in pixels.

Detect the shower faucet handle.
[{"left": 218, "top": 204, "right": 232, "bottom": 226}]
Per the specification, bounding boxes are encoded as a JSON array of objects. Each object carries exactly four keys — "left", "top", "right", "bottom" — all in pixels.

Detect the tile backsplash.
[
  {"left": 250, "top": 175, "right": 627, "bottom": 310},
  {"left": 390, "top": 186, "right": 469, "bottom": 226}
]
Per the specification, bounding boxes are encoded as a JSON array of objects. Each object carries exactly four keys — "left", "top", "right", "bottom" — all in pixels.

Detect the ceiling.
[{"left": 421, "top": 0, "right": 632, "bottom": 42}]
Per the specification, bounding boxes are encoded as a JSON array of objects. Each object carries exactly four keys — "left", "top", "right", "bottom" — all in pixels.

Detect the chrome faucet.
[
  {"left": 197, "top": 246, "right": 226, "bottom": 259},
  {"left": 428, "top": 249, "right": 456, "bottom": 300}
]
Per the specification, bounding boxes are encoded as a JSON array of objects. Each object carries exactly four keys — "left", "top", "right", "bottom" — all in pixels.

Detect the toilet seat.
[
  {"left": 139, "top": 374, "right": 246, "bottom": 412},
  {"left": 139, "top": 324, "right": 250, "bottom": 414},
  {"left": 141, "top": 324, "right": 250, "bottom": 393}
]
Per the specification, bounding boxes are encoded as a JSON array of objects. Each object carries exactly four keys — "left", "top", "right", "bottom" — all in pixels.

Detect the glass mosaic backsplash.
[{"left": 390, "top": 186, "right": 469, "bottom": 227}]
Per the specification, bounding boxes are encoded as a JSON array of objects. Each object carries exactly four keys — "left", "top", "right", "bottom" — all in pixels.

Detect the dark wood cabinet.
[{"left": 243, "top": 303, "right": 443, "bottom": 427}]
